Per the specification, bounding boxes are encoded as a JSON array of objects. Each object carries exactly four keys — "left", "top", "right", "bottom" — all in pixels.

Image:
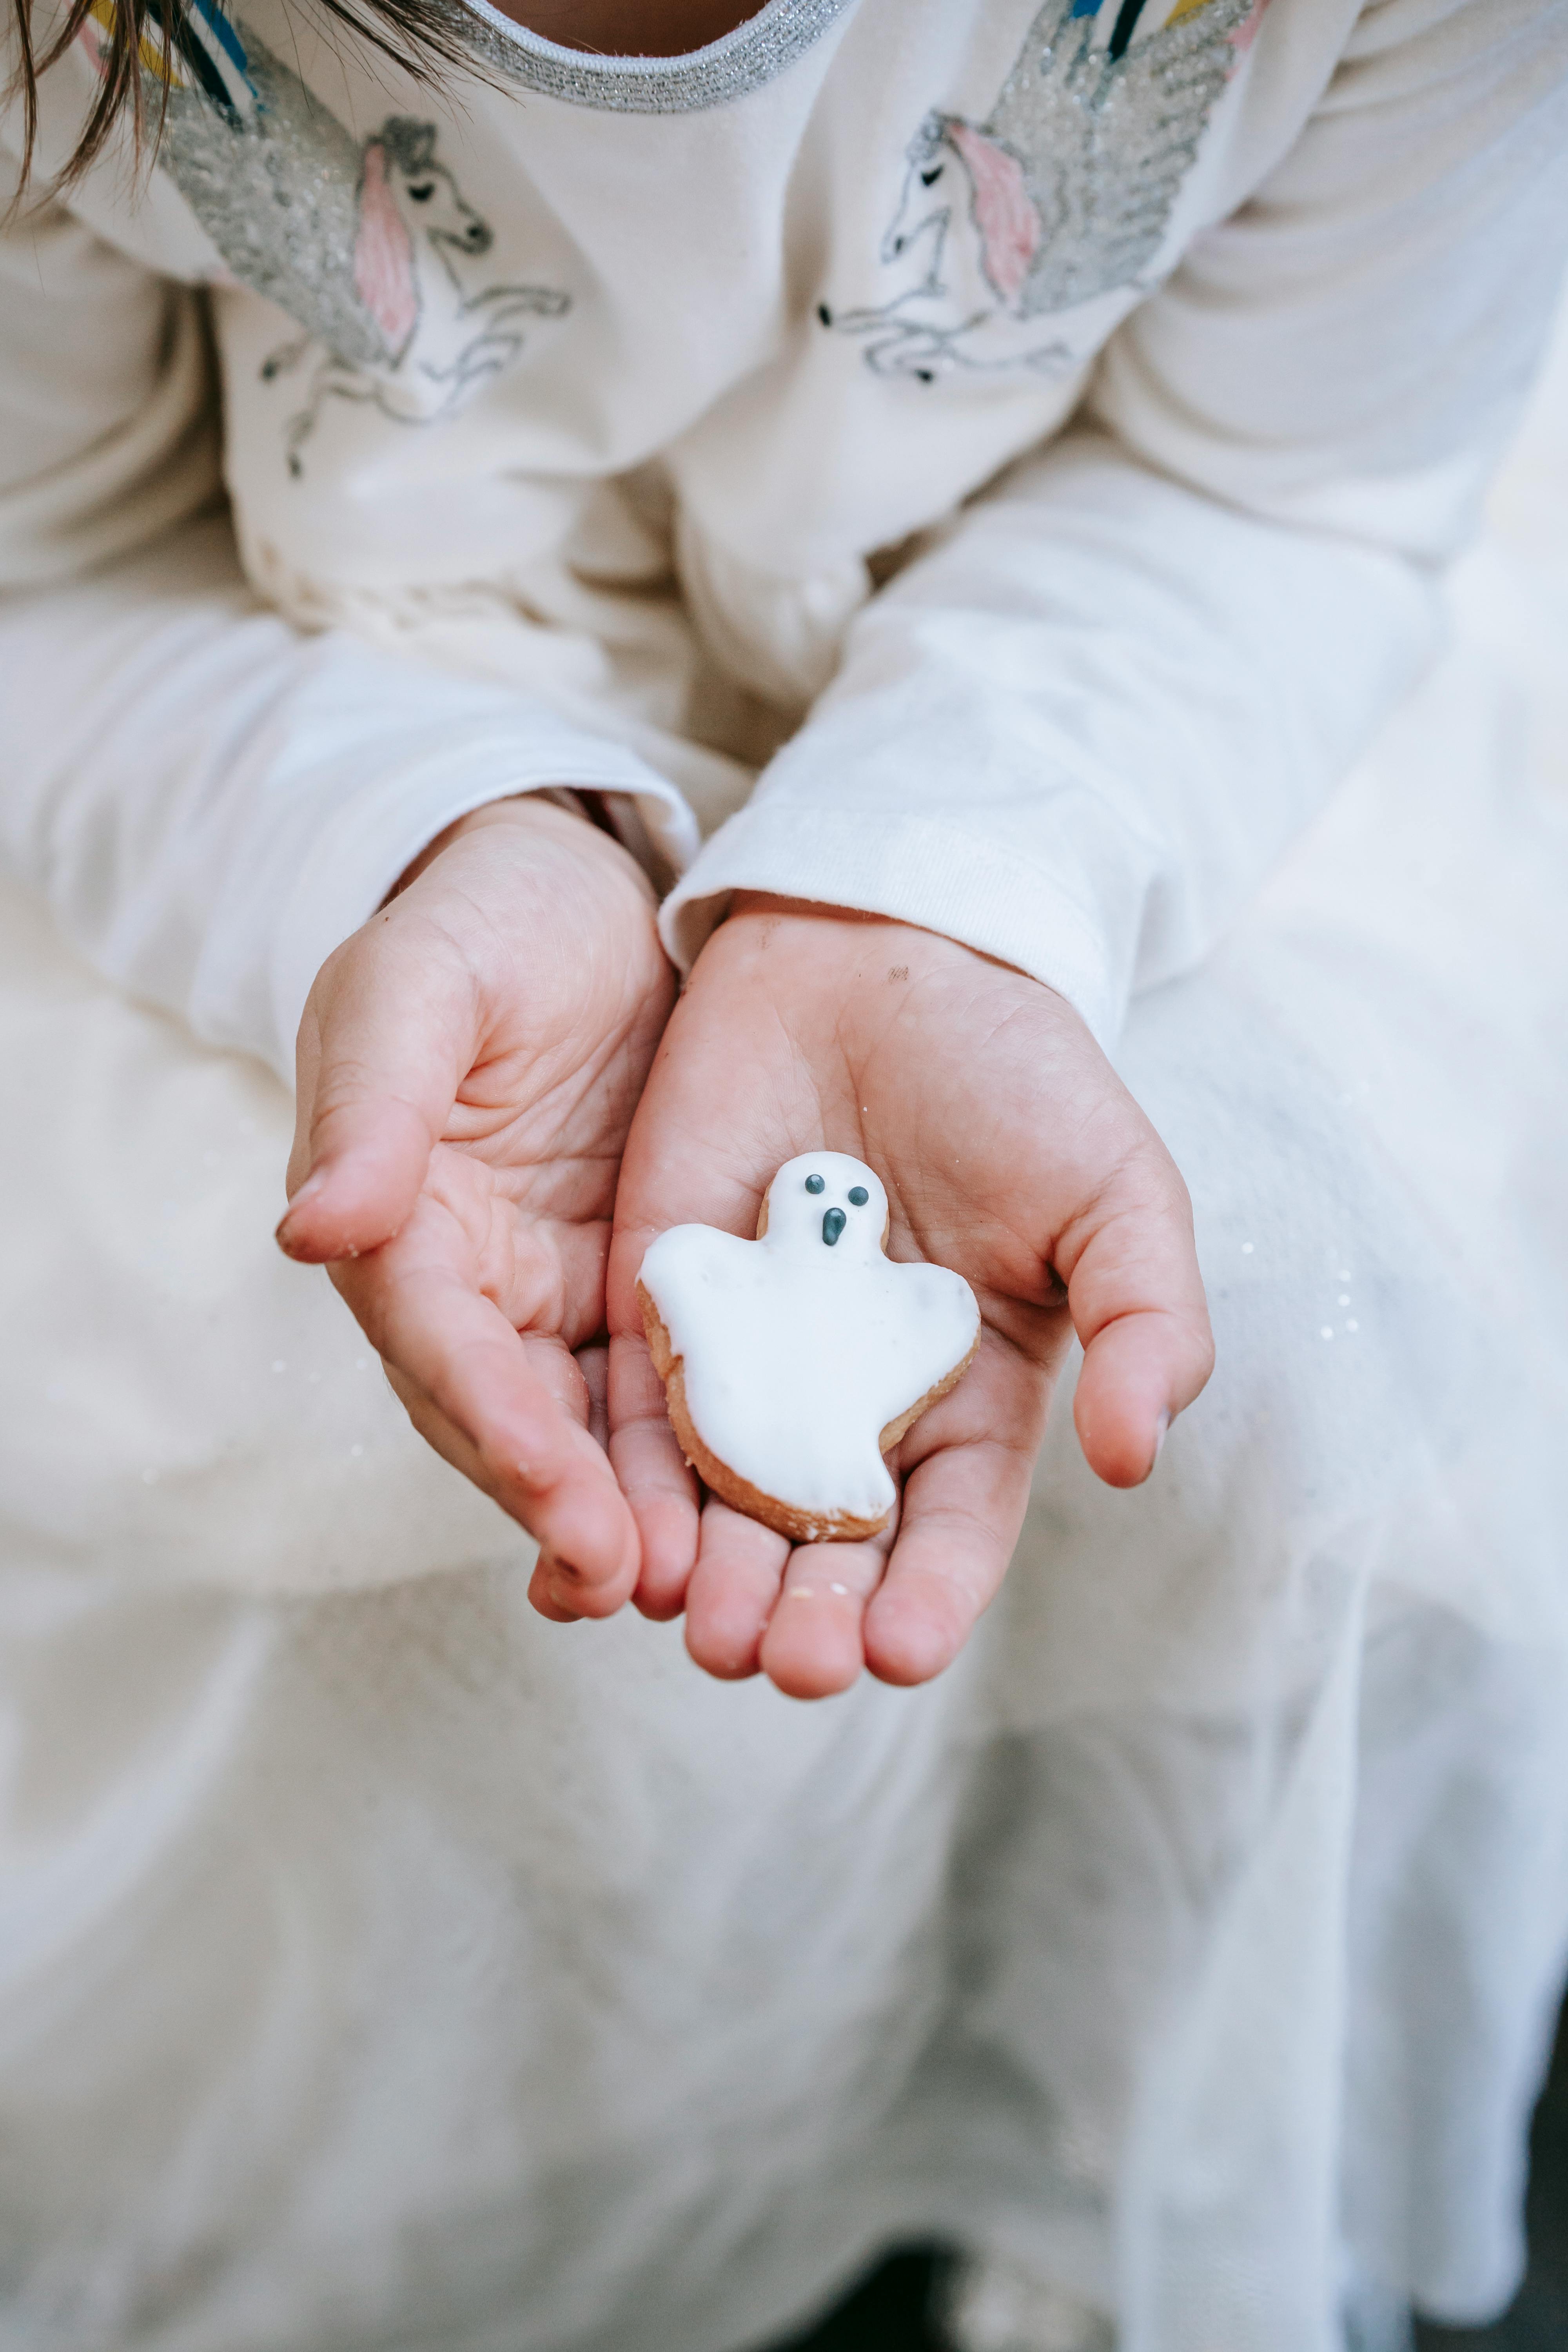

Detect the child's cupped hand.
[
  {"left": 277, "top": 796, "right": 675, "bottom": 1587},
  {"left": 589, "top": 896, "right": 1214, "bottom": 1699}
]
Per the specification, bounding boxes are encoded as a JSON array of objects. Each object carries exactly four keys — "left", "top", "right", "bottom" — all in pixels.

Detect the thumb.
[
  {"left": 1056, "top": 1142, "right": 1214, "bottom": 1489},
  {"left": 277, "top": 904, "right": 478, "bottom": 1265}
]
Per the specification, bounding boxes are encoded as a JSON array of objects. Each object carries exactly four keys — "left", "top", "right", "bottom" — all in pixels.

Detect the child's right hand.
[
  {"left": 276, "top": 795, "right": 675, "bottom": 1593},
  {"left": 599, "top": 897, "right": 1214, "bottom": 1697}
]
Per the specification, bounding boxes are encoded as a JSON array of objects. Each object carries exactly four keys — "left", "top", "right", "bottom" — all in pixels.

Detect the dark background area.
[{"left": 760, "top": 1998, "right": 1568, "bottom": 2352}]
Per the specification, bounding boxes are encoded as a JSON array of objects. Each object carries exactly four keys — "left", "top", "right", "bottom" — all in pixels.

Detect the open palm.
[
  {"left": 583, "top": 897, "right": 1213, "bottom": 1698},
  {"left": 278, "top": 797, "right": 675, "bottom": 1588}
]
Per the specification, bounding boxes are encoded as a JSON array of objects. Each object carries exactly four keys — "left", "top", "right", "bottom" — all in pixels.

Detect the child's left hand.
[
  {"left": 276, "top": 795, "right": 675, "bottom": 1588},
  {"left": 576, "top": 896, "right": 1214, "bottom": 1699}
]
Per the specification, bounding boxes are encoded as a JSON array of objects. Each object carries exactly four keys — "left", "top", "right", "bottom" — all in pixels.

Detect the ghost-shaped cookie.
[{"left": 636, "top": 1152, "right": 981, "bottom": 1544}]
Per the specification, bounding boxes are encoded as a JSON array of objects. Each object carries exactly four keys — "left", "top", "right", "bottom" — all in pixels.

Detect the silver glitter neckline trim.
[{"left": 429, "top": 0, "right": 855, "bottom": 112}]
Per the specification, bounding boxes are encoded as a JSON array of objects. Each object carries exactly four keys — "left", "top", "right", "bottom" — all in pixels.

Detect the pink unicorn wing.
[
  {"left": 946, "top": 121, "right": 1040, "bottom": 308},
  {"left": 1230, "top": 0, "right": 1270, "bottom": 55},
  {"left": 353, "top": 143, "right": 418, "bottom": 360}
]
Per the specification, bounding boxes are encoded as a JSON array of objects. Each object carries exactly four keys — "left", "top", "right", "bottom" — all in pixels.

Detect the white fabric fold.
[
  {"left": 663, "top": 0, "right": 1568, "bottom": 1039},
  {"left": 0, "top": 519, "right": 696, "bottom": 1078},
  {"left": 6, "top": 0, "right": 1568, "bottom": 1065}
]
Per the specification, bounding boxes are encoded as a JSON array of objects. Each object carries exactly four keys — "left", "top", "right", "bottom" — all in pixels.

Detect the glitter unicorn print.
[
  {"left": 821, "top": 0, "right": 1263, "bottom": 381},
  {"left": 77, "top": 0, "right": 571, "bottom": 472},
  {"left": 256, "top": 116, "right": 571, "bottom": 474}
]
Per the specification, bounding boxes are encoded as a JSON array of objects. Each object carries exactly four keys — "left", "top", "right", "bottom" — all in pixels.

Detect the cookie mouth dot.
[{"left": 821, "top": 1207, "right": 846, "bottom": 1247}]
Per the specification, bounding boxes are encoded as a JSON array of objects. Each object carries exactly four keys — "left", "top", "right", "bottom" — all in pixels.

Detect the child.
[{"left": 2, "top": 0, "right": 1568, "bottom": 2345}]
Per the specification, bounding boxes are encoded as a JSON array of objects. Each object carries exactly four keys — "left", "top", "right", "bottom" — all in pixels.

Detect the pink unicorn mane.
[
  {"left": 354, "top": 142, "right": 419, "bottom": 359},
  {"left": 945, "top": 120, "right": 1040, "bottom": 308},
  {"left": 1231, "top": 0, "right": 1267, "bottom": 53}
]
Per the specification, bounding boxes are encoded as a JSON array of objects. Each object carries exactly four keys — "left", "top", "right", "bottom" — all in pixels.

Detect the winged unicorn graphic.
[
  {"left": 78, "top": 0, "right": 572, "bottom": 470},
  {"left": 820, "top": 0, "right": 1259, "bottom": 381}
]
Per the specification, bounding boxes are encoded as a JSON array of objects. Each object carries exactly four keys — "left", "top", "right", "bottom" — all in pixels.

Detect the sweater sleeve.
[
  {"left": 0, "top": 194, "right": 696, "bottom": 1082},
  {"left": 661, "top": 0, "right": 1568, "bottom": 1047}
]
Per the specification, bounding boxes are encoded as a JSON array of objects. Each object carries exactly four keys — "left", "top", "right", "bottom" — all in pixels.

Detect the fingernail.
[
  {"left": 275, "top": 1170, "right": 326, "bottom": 1243},
  {"left": 1154, "top": 1410, "right": 1171, "bottom": 1461}
]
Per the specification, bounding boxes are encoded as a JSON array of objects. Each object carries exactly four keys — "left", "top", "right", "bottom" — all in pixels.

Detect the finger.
[
  {"left": 683, "top": 1503, "right": 791, "bottom": 1681},
  {"left": 528, "top": 1558, "right": 587, "bottom": 1624},
  {"left": 608, "top": 1333, "right": 702, "bottom": 1621},
  {"left": 361, "top": 1256, "right": 639, "bottom": 1602},
  {"left": 381, "top": 1355, "right": 595, "bottom": 1625},
  {"left": 862, "top": 1330, "right": 1053, "bottom": 1686},
  {"left": 1056, "top": 1152, "right": 1214, "bottom": 1490},
  {"left": 387, "top": 1375, "right": 601, "bottom": 1626},
  {"left": 576, "top": 1343, "right": 610, "bottom": 1454},
  {"left": 758, "top": 1539, "right": 887, "bottom": 1701},
  {"left": 861, "top": 1483, "right": 1010, "bottom": 1688},
  {"left": 278, "top": 909, "right": 477, "bottom": 1265}
]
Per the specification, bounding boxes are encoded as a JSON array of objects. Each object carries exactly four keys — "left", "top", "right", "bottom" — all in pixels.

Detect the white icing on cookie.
[{"left": 637, "top": 1152, "right": 980, "bottom": 1533}]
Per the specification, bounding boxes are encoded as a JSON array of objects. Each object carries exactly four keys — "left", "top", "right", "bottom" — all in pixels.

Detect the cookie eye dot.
[
  {"left": 848, "top": 1186, "right": 869, "bottom": 1207},
  {"left": 804, "top": 1174, "right": 825, "bottom": 1195}
]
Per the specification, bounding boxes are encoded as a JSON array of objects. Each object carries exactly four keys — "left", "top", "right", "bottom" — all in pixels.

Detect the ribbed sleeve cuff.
[
  {"left": 659, "top": 803, "right": 1122, "bottom": 1046},
  {"left": 268, "top": 734, "right": 695, "bottom": 1083}
]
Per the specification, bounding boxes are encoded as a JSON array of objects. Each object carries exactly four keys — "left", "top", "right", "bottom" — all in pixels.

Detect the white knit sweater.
[{"left": 2, "top": 0, "right": 1565, "bottom": 1075}]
